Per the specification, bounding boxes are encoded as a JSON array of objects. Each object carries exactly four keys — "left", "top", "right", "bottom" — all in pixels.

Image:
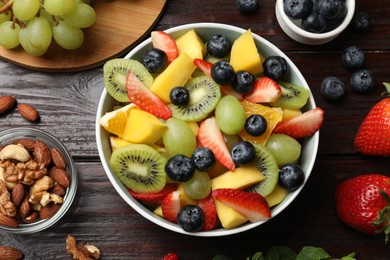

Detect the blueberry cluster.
[{"left": 283, "top": 0, "right": 347, "bottom": 33}]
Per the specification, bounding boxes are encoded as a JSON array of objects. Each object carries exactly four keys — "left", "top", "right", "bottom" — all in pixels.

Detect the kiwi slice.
[
  {"left": 103, "top": 58, "right": 153, "bottom": 102},
  {"left": 168, "top": 76, "right": 221, "bottom": 122},
  {"left": 247, "top": 143, "right": 279, "bottom": 197},
  {"left": 109, "top": 144, "right": 167, "bottom": 193},
  {"left": 270, "top": 81, "right": 310, "bottom": 110}
]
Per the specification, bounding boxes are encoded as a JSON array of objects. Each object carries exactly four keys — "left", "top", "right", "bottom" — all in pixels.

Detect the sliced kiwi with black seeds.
[
  {"left": 247, "top": 143, "right": 279, "bottom": 197},
  {"left": 103, "top": 58, "right": 153, "bottom": 102},
  {"left": 270, "top": 81, "right": 310, "bottom": 110},
  {"left": 168, "top": 76, "right": 221, "bottom": 122},
  {"left": 109, "top": 144, "right": 167, "bottom": 193}
]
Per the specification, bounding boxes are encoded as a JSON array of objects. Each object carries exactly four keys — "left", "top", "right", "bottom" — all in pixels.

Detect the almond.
[
  {"left": 19, "top": 195, "right": 31, "bottom": 219},
  {"left": 50, "top": 184, "right": 66, "bottom": 197},
  {"left": 51, "top": 147, "right": 67, "bottom": 170},
  {"left": 23, "top": 211, "right": 39, "bottom": 224},
  {"left": 0, "top": 95, "right": 16, "bottom": 115},
  {"left": 0, "top": 213, "right": 18, "bottom": 227},
  {"left": 34, "top": 140, "right": 52, "bottom": 167},
  {"left": 0, "top": 246, "right": 23, "bottom": 260},
  {"left": 39, "top": 203, "right": 61, "bottom": 219},
  {"left": 17, "top": 103, "right": 39, "bottom": 122},
  {"left": 49, "top": 167, "right": 70, "bottom": 188},
  {"left": 11, "top": 183, "right": 25, "bottom": 208},
  {"left": 12, "top": 139, "right": 36, "bottom": 151}
]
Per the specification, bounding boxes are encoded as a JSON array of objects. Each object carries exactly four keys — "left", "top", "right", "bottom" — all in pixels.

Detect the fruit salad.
[{"left": 99, "top": 28, "right": 323, "bottom": 232}]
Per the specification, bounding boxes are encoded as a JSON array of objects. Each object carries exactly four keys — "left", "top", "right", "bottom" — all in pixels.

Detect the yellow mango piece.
[
  {"left": 154, "top": 206, "right": 163, "bottom": 217},
  {"left": 211, "top": 165, "right": 265, "bottom": 190},
  {"left": 230, "top": 29, "right": 263, "bottom": 76},
  {"left": 99, "top": 103, "right": 138, "bottom": 137},
  {"left": 186, "top": 121, "right": 199, "bottom": 136},
  {"left": 109, "top": 136, "right": 133, "bottom": 151},
  {"left": 265, "top": 184, "right": 288, "bottom": 207},
  {"left": 281, "top": 108, "right": 302, "bottom": 123},
  {"left": 150, "top": 53, "right": 196, "bottom": 103},
  {"left": 177, "top": 183, "right": 198, "bottom": 206},
  {"left": 214, "top": 200, "right": 248, "bottom": 229},
  {"left": 122, "top": 109, "right": 167, "bottom": 144},
  {"left": 176, "top": 29, "right": 206, "bottom": 60}
]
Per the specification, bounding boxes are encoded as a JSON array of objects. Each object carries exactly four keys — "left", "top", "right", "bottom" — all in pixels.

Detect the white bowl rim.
[
  {"left": 96, "top": 22, "right": 319, "bottom": 237},
  {"left": 276, "top": 0, "right": 356, "bottom": 40}
]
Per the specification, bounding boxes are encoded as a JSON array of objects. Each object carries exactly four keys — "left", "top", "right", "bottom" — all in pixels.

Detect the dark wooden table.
[{"left": 1, "top": 0, "right": 390, "bottom": 259}]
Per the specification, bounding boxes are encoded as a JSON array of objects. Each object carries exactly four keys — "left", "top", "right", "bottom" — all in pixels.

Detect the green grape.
[
  {"left": 162, "top": 118, "right": 197, "bottom": 157},
  {"left": 62, "top": 2, "right": 96, "bottom": 28},
  {"left": 52, "top": 21, "right": 84, "bottom": 50},
  {"left": 39, "top": 8, "right": 57, "bottom": 27},
  {"left": 19, "top": 28, "right": 48, "bottom": 56},
  {"left": 0, "top": 3, "right": 12, "bottom": 25},
  {"left": 12, "top": 0, "right": 40, "bottom": 21},
  {"left": 44, "top": 0, "right": 76, "bottom": 16},
  {"left": 77, "top": 0, "right": 91, "bottom": 4},
  {"left": 183, "top": 171, "right": 211, "bottom": 200},
  {"left": 265, "top": 134, "right": 301, "bottom": 166},
  {"left": 26, "top": 17, "right": 52, "bottom": 51},
  {"left": 0, "top": 21, "right": 21, "bottom": 49},
  {"left": 215, "top": 95, "right": 246, "bottom": 135}
]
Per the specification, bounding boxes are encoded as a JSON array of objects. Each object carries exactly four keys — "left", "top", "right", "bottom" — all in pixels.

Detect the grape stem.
[{"left": 0, "top": 0, "right": 13, "bottom": 14}]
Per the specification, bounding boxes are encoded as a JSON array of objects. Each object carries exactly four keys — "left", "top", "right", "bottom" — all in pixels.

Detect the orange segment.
[{"left": 239, "top": 100, "right": 283, "bottom": 145}]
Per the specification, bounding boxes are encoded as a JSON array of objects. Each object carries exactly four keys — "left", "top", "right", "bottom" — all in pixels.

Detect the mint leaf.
[
  {"left": 296, "top": 246, "right": 331, "bottom": 260},
  {"left": 341, "top": 252, "right": 357, "bottom": 260},
  {"left": 247, "top": 252, "right": 265, "bottom": 260},
  {"left": 265, "top": 246, "right": 296, "bottom": 260}
]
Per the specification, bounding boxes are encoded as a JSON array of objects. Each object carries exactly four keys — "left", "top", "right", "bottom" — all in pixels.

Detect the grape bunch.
[{"left": 0, "top": 0, "right": 96, "bottom": 56}]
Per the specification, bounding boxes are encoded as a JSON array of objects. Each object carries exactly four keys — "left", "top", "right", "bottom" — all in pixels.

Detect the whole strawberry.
[
  {"left": 354, "top": 82, "right": 390, "bottom": 156},
  {"left": 335, "top": 174, "right": 390, "bottom": 243}
]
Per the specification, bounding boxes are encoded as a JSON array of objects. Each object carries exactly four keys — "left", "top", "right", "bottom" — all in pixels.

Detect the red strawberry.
[
  {"left": 162, "top": 252, "right": 179, "bottom": 260},
  {"left": 212, "top": 188, "right": 271, "bottom": 222},
  {"left": 151, "top": 31, "right": 178, "bottom": 64},
  {"left": 354, "top": 83, "right": 390, "bottom": 156},
  {"left": 198, "top": 117, "right": 235, "bottom": 171},
  {"left": 128, "top": 184, "right": 177, "bottom": 205},
  {"left": 126, "top": 72, "right": 172, "bottom": 119},
  {"left": 273, "top": 107, "right": 324, "bottom": 138},
  {"left": 335, "top": 174, "right": 390, "bottom": 242},
  {"left": 198, "top": 195, "right": 217, "bottom": 231},
  {"left": 161, "top": 190, "right": 181, "bottom": 223},
  {"left": 244, "top": 77, "right": 282, "bottom": 103}
]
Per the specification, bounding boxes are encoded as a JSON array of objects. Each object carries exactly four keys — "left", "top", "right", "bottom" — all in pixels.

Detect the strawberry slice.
[
  {"left": 244, "top": 77, "right": 282, "bottom": 103},
  {"left": 273, "top": 107, "right": 324, "bottom": 138},
  {"left": 161, "top": 190, "right": 181, "bottom": 223},
  {"left": 198, "top": 117, "right": 235, "bottom": 171},
  {"left": 128, "top": 184, "right": 177, "bottom": 205},
  {"left": 220, "top": 85, "right": 244, "bottom": 101},
  {"left": 198, "top": 195, "right": 217, "bottom": 231},
  {"left": 212, "top": 188, "right": 271, "bottom": 222},
  {"left": 151, "top": 31, "right": 178, "bottom": 64},
  {"left": 194, "top": 58, "right": 212, "bottom": 78},
  {"left": 126, "top": 72, "right": 172, "bottom": 120}
]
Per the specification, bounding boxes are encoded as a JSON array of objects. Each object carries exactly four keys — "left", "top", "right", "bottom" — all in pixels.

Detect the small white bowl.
[
  {"left": 276, "top": 0, "right": 355, "bottom": 45},
  {"left": 96, "top": 23, "right": 319, "bottom": 236}
]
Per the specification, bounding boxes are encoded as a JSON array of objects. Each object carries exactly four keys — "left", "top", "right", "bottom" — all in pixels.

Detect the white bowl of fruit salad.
[{"left": 96, "top": 23, "right": 322, "bottom": 236}]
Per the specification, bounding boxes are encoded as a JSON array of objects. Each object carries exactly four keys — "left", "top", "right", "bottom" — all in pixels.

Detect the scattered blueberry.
[
  {"left": 169, "top": 86, "right": 190, "bottom": 106},
  {"left": 142, "top": 48, "right": 167, "bottom": 74},
  {"left": 283, "top": 0, "right": 313, "bottom": 20},
  {"left": 211, "top": 60, "right": 236, "bottom": 85},
  {"left": 279, "top": 163, "right": 305, "bottom": 191},
  {"left": 237, "top": 0, "right": 259, "bottom": 14},
  {"left": 341, "top": 46, "right": 365, "bottom": 71},
  {"left": 207, "top": 34, "right": 232, "bottom": 58},
  {"left": 319, "top": 0, "right": 341, "bottom": 20},
  {"left": 350, "top": 69, "right": 375, "bottom": 94},
  {"left": 263, "top": 55, "right": 289, "bottom": 81},
  {"left": 165, "top": 154, "right": 195, "bottom": 182},
  {"left": 320, "top": 76, "right": 346, "bottom": 102},
  {"left": 350, "top": 11, "right": 371, "bottom": 33},
  {"left": 301, "top": 12, "right": 327, "bottom": 33},
  {"left": 231, "top": 141, "right": 256, "bottom": 165},
  {"left": 245, "top": 114, "right": 267, "bottom": 136},
  {"left": 191, "top": 147, "right": 216, "bottom": 172},
  {"left": 232, "top": 71, "right": 255, "bottom": 94},
  {"left": 177, "top": 205, "right": 204, "bottom": 232}
]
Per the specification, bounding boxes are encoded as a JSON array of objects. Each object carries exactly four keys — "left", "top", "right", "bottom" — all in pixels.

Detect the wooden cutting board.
[{"left": 0, "top": 0, "right": 167, "bottom": 72}]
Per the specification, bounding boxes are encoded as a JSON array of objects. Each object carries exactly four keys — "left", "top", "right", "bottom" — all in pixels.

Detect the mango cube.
[
  {"left": 176, "top": 29, "right": 206, "bottom": 60},
  {"left": 150, "top": 53, "right": 196, "bottom": 103},
  {"left": 214, "top": 200, "right": 248, "bottom": 229},
  {"left": 211, "top": 165, "right": 265, "bottom": 190},
  {"left": 122, "top": 109, "right": 167, "bottom": 144},
  {"left": 230, "top": 29, "right": 263, "bottom": 75},
  {"left": 265, "top": 184, "right": 288, "bottom": 207}
]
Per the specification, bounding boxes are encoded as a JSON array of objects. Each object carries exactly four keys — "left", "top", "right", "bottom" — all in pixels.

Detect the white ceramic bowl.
[
  {"left": 275, "top": 0, "right": 355, "bottom": 45},
  {"left": 96, "top": 23, "right": 319, "bottom": 236}
]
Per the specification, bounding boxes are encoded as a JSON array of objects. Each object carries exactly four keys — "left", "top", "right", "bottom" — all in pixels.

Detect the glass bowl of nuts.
[{"left": 0, "top": 127, "right": 77, "bottom": 234}]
